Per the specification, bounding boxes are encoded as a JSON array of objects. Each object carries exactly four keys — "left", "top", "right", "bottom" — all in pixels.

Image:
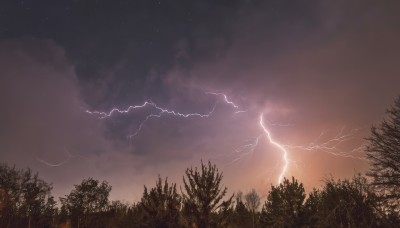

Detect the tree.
[
  {"left": 230, "top": 191, "right": 252, "bottom": 227},
  {"left": 140, "top": 176, "right": 182, "bottom": 227},
  {"left": 20, "top": 171, "right": 56, "bottom": 228},
  {"left": 366, "top": 95, "right": 400, "bottom": 206},
  {"left": 244, "top": 189, "right": 260, "bottom": 228},
  {"left": 117, "top": 202, "right": 147, "bottom": 228},
  {"left": 304, "top": 175, "right": 384, "bottom": 227},
  {"left": 61, "top": 178, "right": 111, "bottom": 228},
  {"left": 0, "top": 164, "right": 20, "bottom": 227},
  {"left": 260, "top": 177, "right": 306, "bottom": 227},
  {"left": 104, "top": 200, "right": 131, "bottom": 228},
  {"left": 182, "top": 161, "right": 233, "bottom": 227},
  {"left": 0, "top": 163, "right": 55, "bottom": 228},
  {"left": 302, "top": 188, "right": 321, "bottom": 226}
]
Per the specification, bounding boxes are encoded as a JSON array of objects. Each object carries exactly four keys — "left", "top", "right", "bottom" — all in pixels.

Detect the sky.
[{"left": 1, "top": 0, "right": 400, "bottom": 201}]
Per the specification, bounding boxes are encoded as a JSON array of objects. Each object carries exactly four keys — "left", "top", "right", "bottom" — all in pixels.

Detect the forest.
[{"left": 1, "top": 97, "right": 399, "bottom": 228}]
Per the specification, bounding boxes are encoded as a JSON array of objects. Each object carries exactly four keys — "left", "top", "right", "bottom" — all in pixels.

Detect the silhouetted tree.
[
  {"left": 260, "top": 177, "right": 306, "bottom": 227},
  {"left": 140, "top": 176, "right": 182, "bottom": 227},
  {"left": 105, "top": 200, "right": 131, "bottom": 228},
  {"left": 229, "top": 191, "right": 253, "bottom": 227},
  {"left": 119, "top": 202, "right": 147, "bottom": 228},
  {"left": 61, "top": 178, "right": 111, "bottom": 228},
  {"left": 305, "top": 175, "right": 384, "bottom": 227},
  {"left": 302, "top": 188, "right": 321, "bottom": 226},
  {"left": 182, "top": 161, "right": 233, "bottom": 228},
  {"left": 0, "top": 163, "right": 55, "bottom": 228},
  {"left": 366, "top": 95, "right": 400, "bottom": 209},
  {"left": 21, "top": 172, "right": 56, "bottom": 228},
  {"left": 0, "top": 164, "right": 20, "bottom": 228},
  {"left": 244, "top": 189, "right": 260, "bottom": 228}
]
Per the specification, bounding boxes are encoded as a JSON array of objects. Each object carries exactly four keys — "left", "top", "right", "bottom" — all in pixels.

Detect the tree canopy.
[
  {"left": 0, "top": 163, "right": 55, "bottom": 228},
  {"left": 60, "top": 178, "right": 111, "bottom": 228},
  {"left": 244, "top": 189, "right": 260, "bottom": 228},
  {"left": 305, "top": 175, "right": 383, "bottom": 227},
  {"left": 182, "top": 161, "right": 233, "bottom": 227},
  {"left": 1, "top": 154, "right": 399, "bottom": 227},
  {"left": 366, "top": 95, "right": 400, "bottom": 205},
  {"left": 140, "top": 176, "right": 182, "bottom": 227},
  {"left": 260, "top": 177, "right": 306, "bottom": 227}
]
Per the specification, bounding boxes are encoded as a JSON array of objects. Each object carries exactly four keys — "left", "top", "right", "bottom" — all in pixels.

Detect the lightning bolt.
[
  {"left": 128, "top": 113, "right": 163, "bottom": 139},
  {"left": 205, "top": 92, "right": 246, "bottom": 113},
  {"left": 86, "top": 101, "right": 217, "bottom": 119},
  {"left": 225, "top": 134, "right": 263, "bottom": 166},
  {"left": 259, "top": 113, "right": 289, "bottom": 184},
  {"left": 86, "top": 92, "right": 244, "bottom": 140},
  {"left": 282, "top": 127, "right": 367, "bottom": 160},
  {"left": 229, "top": 116, "right": 366, "bottom": 184},
  {"left": 85, "top": 91, "right": 365, "bottom": 185},
  {"left": 220, "top": 114, "right": 290, "bottom": 184}
]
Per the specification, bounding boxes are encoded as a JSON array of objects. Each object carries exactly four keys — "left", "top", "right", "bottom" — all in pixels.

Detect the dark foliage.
[
  {"left": 181, "top": 161, "right": 234, "bottom": 228},
  {"left": 244, "top": 189, "right": 261, "bottom": 228},
  {"left": 229, "top": 192, "right": 257, "bottom": 228},
  {"left": 366, "top": 95, "right": 400, "bottom": 208},
  {"left": 139, "top": 176, "right": 182, "bottom": 227},
  {"left": 1, "top": 159, "right": 399, "bottom": 227},
  {"left": 260, "top": 177, "right": 306, "bottom": 227},
  {"left": 60, "top": 178, "right": 111, "bottom": 228},
  {"left": 0, "top": 163, "right": 56, "bottom": 228},
  {"left": 304, "top": 175, "right": 385, "bottom": 227}
]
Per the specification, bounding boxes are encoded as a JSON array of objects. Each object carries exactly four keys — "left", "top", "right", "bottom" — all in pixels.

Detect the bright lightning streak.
[
  {"left": 224, "top": 134, "right": 263, "bottom": 166},
  {"left": 128, "top": 103, "right": 217, "bottom": 140},
  {"left": 86, "top": 92, "right": 243, "bottom": 119},
  {"left": 259, "top": 113, "right": 289, "bottom": 184},
  {"left": 230, "top": 120, "right": 366, "bottom": 183},
  {"left": 86, "top": 101, "right": 217, "bottom": 119},
  {"left": 205, "top": 92, "right": 246, "bottom": 113},
  {"left": 87, "top": 92, "right": 242, "bottom": 139},
  {"left": 86, "top": 101, "right": 153, "bottom": 119},
  {"left": 128, "top": 113, "right": 162, "bottom": 139},
  {"left": 205, "top": 92, "right": 239, "bottom": 108},
  {"left": 282, "top": 127, "right": 367, "bottom": 160},
  {"left": 86, "top": 92, "right": 365, "bottom": 185}
]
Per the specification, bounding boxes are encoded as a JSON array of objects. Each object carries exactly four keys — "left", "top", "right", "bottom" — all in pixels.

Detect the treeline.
[
  {"left": 1, "top": 97, "right": 400, "bottom": 228},
  {"left": 0, "top": 162, "right": 399, "bottom": 228}
]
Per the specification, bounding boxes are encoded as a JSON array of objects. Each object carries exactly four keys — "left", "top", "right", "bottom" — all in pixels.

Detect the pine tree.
[
  {"left": 182, "top": 161, "right": 233, "bottom": 227},
  {"left": 140, "top": 176, "right": 182, "bottom": 227},
  {"left": 260, "top": 177, "right": 305, "bottom": 227}
]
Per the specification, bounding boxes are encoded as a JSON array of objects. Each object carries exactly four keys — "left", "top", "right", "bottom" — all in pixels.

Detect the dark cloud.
[
  {"left": 0, "top": 40, "right": 120, "bottom": 196},
  {"left": 1, "top": 1, "right": 400, "bottom": 200},
  {"left": 160, "top": 0, "right": 400, "bottom": 191},
  {"left": 166, "top": 0, "right": 400, "bottom": 121},
  {"left": 0, "top": 40, "right": 249, "bottom": 200}
]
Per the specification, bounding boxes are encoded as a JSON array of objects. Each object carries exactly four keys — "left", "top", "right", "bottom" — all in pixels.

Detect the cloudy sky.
[{"left": 1, "top": 0, "right": 399, "bottom": 201}]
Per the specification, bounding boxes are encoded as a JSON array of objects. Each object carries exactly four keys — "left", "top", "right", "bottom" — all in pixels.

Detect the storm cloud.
[{"left": 1, "top": 0, "right": 400, "bottom": 200}]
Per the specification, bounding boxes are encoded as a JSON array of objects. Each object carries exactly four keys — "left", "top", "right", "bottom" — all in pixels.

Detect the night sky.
[{"left": 1, "top": 0, "right": 400, "bottom": 201}]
